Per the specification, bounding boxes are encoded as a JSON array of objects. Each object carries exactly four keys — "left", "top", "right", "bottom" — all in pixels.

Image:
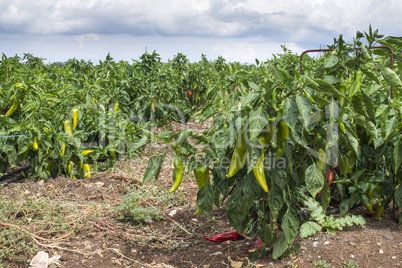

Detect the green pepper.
[
  {"left": 32, "top": 137, "right": 38, "bottom": 151},
  {"left": 338, "top": 83, "right": 346, "bottom": 108},
  {"left": 345, "top": 150, "right": 355, "bottom": 174},
  {"left": 316, "top": 148, "right": 326, "bottom": 171},
  {"left": 67, "top": 161, "right": 75, "bottom": 178},
  {"left": 9, "top": 94, "right": 15, "bottom": 104},
  {"left": 60, "top": 144, "right": 66, "bottom": 156},
  {"left": 362, "top": 184, "right": 374, "bottom": 213},
  {"left": 302, "top": 88, "right": 316, "bottom": 103},
  {"left": 193, "top": 166, "right": 210, "bottom": 215},
  {"left": 263, "top": 122, "right": 275, "bottom": 144},
  {"left": 72, "top": 108, "right": 79, "bottom": 129},
  {"left": 169, "top": 157, "right": 184, "bottom": 193},
  {"left": 278, "top": 121, "right": 289, "bottom": 141},
  {"left": 275, "top": 140, "right": 285, "bottom": 160},
  {"left": 64, "top": 120, "right": 73, "bottom": 135},
  {"left": 272, "top": 88, "right": 278, "bottom": 111},
  {"left": 194, "top": 166, "right": 209, "bottom": 189},
  {"left": 253, "top": 137, "right": 268, "bottom": 192},
  {"left": 338, "top": 119, "right": 345, "bottom": 134},
  {"left": 84, "top": 164, "right": 91, "bottom": 178},
  {"left": 109, "top": 151, "right": 116, "bottom": 160},
  {"left": 374, "top": 186, "right": 386, "bottom": 220},
  {"left": 81, "top": 150, "right": 94, "bottom": 156},
  {"left": 226, "top": 129, "right": 247, "bottom": 178},
  {"left": 5, "top": 101, "right": 19, "bottom": 117},
  {"left": 275, "top": 121, "right": 289, "bottom": 160}
]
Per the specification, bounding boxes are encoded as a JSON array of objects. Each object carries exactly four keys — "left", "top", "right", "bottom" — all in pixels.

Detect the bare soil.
[{"left": 1, "top": 120, "right": 401, "bottom": 268}]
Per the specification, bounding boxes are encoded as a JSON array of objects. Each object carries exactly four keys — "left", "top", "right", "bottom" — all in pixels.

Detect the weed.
[
  {"left": 342, "top": 261, "right": 359, "bottom": 268},
  {"left": 312, "top": 259, "right": 334, "bottom": 268},
  {"left": 0, "top": 187, "right": 101, "bottom": 265},
  {"left": 114, "top": 187, "right": 164, "bottom": 223}
]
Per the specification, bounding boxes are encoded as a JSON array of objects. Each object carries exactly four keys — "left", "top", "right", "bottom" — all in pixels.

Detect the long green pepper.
[
  {"left": 226, "top": 129, "right": 247, "bottom": 178},
  {"left": 253, "top": 137, "right": 268, "bottom": 192},
  {"left": 169, "top": 158, "right": 184, "bottom": 193},
  {"left": 193, "top": 166, "right": 210, "bottom": 215}
]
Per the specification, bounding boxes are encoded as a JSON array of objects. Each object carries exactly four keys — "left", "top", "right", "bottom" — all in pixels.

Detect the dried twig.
[
  {"left": 140, "top": 198, "right": 192, "bottom": 236},
  {"left": 1, "top": 222, "right": 52, "bottom": 242},
  {"left": 100, "top": 247, "right": 153, "bottom": 267},
  {"left": 31, "top": 237, "right": 93, "bottom": 257}
]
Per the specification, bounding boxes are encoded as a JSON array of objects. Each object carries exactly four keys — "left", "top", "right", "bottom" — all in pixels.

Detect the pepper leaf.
[
  {"left": 324, "top": 53, "right": 338, "bottom": 68},
  {"left": 394, "top": 186, "right": 402, "bottom": 208},
  {"left": 314, "top": 78, "right": 345, "bottom": 98},
  {"left": 281, "top": 206, "right": 299, "bottom": 245},
  {"left": 296, "top": 94, "right": 312, "bottom": 127},
  {"left": 17, "top": 135, "right": 31, "bottom": 155},
  {"left": 364, "top": 120, "right": 378, "bottom": 140},
  {"left": 321, "top": 178, "right": 331, "bottom": 211},
  {"left": 394, "top": 136, "right": 402, "bottom": 173},
  {"left": 283, "top": 97, "right": 299, "bottom": 130},
  {"left": 197, "top": 183, "right": 214, "bottom": 217},
  {"left": 258, "top": 220, "right": 275, "bottom": 246},
  {"left": 248, "top": 106, "right": 269, "bottom": 141},
  {"left": 362, "top": 92, "right": 376, "bottom": 120},
  {"left": 305, "top": 163, "right": 324, "bottom": 199},
  {"left": 268, "top": 183, "right": 284, "bottom": 219},
  {"left": 351, "top": 96, "right": 368, "bottom": 118},
  {"left": 380, "top": 66, "right": 402, "bottom": 92},
  {"left": 143, "top": 153, "right": 166, "bottom": 184},
  {"left": 226, "top": 186, "right": 247, "bottom": 233},
  {"left": 272, "top": 234, "right": 289, "bottom": 259},
  {"left": 382, "top": 116, "right": 397, "bottom": 142}
]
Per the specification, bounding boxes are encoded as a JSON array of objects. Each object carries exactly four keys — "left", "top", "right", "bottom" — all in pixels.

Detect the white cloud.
[{"left": 76, "top": 33, "right": 100, "bottom": 47}]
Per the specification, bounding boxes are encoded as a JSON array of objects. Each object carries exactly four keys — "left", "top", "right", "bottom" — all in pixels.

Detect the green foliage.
[
  {"left": 312, "top": 259, "right": 335, "bottom": 268},
  {"left": 141, "top": 26, "right": 402, "bottom": 261},
  {"left": 142, "top": 26, "right": 402, "bottom": 260},
  {"left": 0, "top": 51, "right": 222, "bottom": 180},
  {"left": 115, "top": 187, "right": 164, "bottom": 223},
  {"left": 342, "top": 261, "right": 360, "bottom": 268},
  {"left": 299, "top": 221, "right": 322, "bottom": 239},
  {"left": 299, "top": 194, "right": 365, "bottom": 238}
]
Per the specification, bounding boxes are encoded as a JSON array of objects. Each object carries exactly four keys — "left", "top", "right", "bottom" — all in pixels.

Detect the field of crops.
[{"left": 0, "top": 28, "right": 401, "bottom": 266}]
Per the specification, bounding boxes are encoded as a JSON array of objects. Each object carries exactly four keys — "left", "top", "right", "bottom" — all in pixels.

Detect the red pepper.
[
  {"left": 364, "top": 204, "right": 385, "bottom": 216},
  {"left": 324, "top": 168, "right": 335, "bottom": 186},
  {"left": 204, "top": 231, "right": 242, "bottom": 242},
  {"left": 247, "top": 237, "right": 273, "bottom": 253},
  {"left": 318, "top": 168, "right": 335, "bottom": 194},
  {"left": 254, "top": 237, "right": 263, "bottom": 249},
  {"left": 187, "top": 90, "right": 192, "bottom": 97}
]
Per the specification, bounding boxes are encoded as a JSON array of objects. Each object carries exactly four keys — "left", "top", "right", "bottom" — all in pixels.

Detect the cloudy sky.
[{"left": 1, "top": 0, "right": 401, "bottom": 64}]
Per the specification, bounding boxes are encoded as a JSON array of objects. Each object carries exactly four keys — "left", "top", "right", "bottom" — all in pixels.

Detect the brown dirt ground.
[{"left": 1, "top": 120, "right": 401, "bottom": 268}]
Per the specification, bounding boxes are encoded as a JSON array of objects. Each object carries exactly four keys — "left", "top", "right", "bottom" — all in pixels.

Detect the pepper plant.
[
  {"left": 0, "top": 52, "right": 219, "bottom": 180},
  {"left": 143, "top": 27, "right": 402, "bottom": 259}
]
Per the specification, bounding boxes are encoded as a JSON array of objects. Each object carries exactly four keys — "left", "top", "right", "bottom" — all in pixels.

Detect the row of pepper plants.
[
  {"left": 0, "top": 52, "right": 222, "bottom": 180},
  {"left": 143, "top": 28, "right": 402, "bottom": 259}
]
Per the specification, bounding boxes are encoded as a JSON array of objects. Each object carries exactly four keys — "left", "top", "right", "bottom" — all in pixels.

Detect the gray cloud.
[
  {"left": 1, "top": 0, "right": 400, "bottom": 41},
  {"left": 0, "top": 0, "right": 319, "bottom": 38},
  {"left": 0, "top": 0, "right": 401, "bottom": 64}
]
